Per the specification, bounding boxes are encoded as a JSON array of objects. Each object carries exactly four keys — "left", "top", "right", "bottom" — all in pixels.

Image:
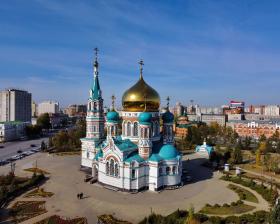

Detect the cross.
[
  {"left": 94, "top": 47, "right": 99, "bottom": 59},
  {"left": 139, "top": 59, "right": 144, "bottom": 78},
  {"left": 166, "top": 96, "right": 170, "bottom": 108},
  {"left": 111, "top": 94, "right": 116, "bottom": 110}
]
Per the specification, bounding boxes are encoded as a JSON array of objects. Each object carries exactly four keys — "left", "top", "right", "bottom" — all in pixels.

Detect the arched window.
[
  {"left": 93, "top": 102, "right": 97, "bottom": 110},
  {"left": 127, "top": 122, "right": 131, "bottom": 136},
  {"left": 133, "top": 122, "right": 138, "bottom": 137},
  {"left": 132, "top": 169, "right": 136, "bottom": 179},
  {"left": 115, "top": 163, "right": 119, "bottom": 177},
  {"left": 106, "top": 162, "right": 109, "bottom": 175},
  {"left": 110, "top": 159, "right": 115, "bottom": 176},
  {"left": 166, "top": 167, "right": 170, "bottom": 175},
  {"left": 88, "top": 102, "right": 91, "bottom": 111},
  {"left": 172, "top": 166, "right": 176, "bottom": 175},
  {"left": 144, "top": 128, "right": 148, "bottom": 138},
  {"left": 154, "top": 121, "right": 159, "bottom": 136}
]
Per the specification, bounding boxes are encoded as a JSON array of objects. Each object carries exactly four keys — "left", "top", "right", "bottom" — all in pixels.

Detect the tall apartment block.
[{"left": 0, "top": 89, "right": 32, "bottom": 122}]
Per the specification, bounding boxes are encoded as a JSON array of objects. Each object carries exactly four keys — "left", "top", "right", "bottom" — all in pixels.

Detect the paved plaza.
[{"left": 0, "top": 152, "right": 268, "bottom": 223}]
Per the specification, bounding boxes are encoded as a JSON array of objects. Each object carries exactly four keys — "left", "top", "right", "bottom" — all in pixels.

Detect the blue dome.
[
  {"left": 159, "top": 144, "right": 178, "bottom": 160},
  {"left": 106, "top": 110, "right": 119, "bottom": 122},
  {"left": 162, "top": 111, "right": 174, "bottom": 123},
  {"left": 138, "top": 112, "right": 152, "bottom": 124}
]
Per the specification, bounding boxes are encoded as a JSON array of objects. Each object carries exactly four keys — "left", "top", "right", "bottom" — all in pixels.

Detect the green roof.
[
  {"left": 113, "top": 138, "right": 138, "bottom": 152},
  {"left": 95, "top": 149, "right": 103, "bottom": 160},
  {"left": 125, "top": 152, "right": 145, "bottom": 163},
  {"left": 159, "top": 144, "right": 179, "bottom": 160},
  {"left": 0, "top": 121, "right": 25, "bottom": 125},
  {"left": 149, "top": 153, "right": 162, "bottom": 162},
  {"left": 90, "top": 74, "right": 102, "bottom": 100}
]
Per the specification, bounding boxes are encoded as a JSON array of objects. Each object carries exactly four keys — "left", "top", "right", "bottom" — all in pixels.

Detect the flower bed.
[
  {"left": 97, "top": 214, "right": 132, "bottom": 224},
  {"left": 24, "top": 187, "right": 54, "bottom": 198},
  {"left": 35, "top": 215, "right": 87, "bottom": 224},
  {"left": 24, "top": 167, "right": 50, "bottom": 175},
  {"left": 9, "top": 201, "right": 47, "bottom": 223}
]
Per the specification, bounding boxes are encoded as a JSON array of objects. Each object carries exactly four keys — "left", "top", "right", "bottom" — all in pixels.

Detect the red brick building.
[{"left": 227, "top": 120, "right": 280, "bottom": 139}]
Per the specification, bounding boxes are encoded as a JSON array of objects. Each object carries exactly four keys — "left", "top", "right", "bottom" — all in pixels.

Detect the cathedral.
[{"left": 81, "top": 50, "right": 182, "bottom": 192}]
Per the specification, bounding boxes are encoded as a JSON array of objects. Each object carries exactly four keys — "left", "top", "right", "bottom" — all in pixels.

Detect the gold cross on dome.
[
  {"left": 94, "top": 47, "right": 99, "bottom": 59},
  {"left": 139, "top": 59, "right": 144, "bottom": 78},
  {"left": 166, "top": 96, "right": 170, "bottom": 108}
]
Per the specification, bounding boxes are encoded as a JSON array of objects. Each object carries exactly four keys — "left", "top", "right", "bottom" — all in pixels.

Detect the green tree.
[
  {"left": 25, "top": 125, "right": 42, "bottom": 139},
  {"left": 37, "top": 113, "right": 51, "bottom": 129},
  {"left": 186, "top": 205, "right": 200, "bottom": 224},
  {"left": 256, "top": 149, "right": 261, "bottom": 166},
  {"left": 230, "top": 147, "right": 243, "bottom": 164},
  {"left": 271, "top": 203, "right": 280, "bottom": 224}
]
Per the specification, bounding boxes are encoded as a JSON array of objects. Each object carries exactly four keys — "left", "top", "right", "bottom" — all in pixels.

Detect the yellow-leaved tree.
[{"left": 186, "top": 205, "right": 200, "bottom": 224}]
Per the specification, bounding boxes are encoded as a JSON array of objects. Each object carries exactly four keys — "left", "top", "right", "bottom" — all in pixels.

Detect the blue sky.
[{"left": 0, "top": 0, "right": 280, "bottom": 108}]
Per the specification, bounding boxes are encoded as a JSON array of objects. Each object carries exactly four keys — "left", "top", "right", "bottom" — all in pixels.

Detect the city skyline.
[{"left": 1, "top": 1, "right": 280, "bottom": 107}]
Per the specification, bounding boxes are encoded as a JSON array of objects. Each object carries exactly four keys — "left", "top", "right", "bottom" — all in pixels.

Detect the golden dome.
[{"left": 122, "top": 64, "right": 160, "bottom": 112}]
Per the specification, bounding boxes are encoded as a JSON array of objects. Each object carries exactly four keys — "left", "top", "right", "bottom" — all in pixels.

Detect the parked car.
[
  {"left": 17, "top": 150, "right": 23, "bottom": 154},
  {"left": 30, "top": 144, "right": 36, "bottom": 147},
  {"left": 0, "top": 160, "right": 9, "bottom": 166},
  {"left": 0, "top": 145, "right": 4, "bottom": 149}
]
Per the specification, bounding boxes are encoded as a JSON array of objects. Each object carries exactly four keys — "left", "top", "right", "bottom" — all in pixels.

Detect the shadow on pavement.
[{"left": 182, "top": 157, "right": 214, "bottom": 185}]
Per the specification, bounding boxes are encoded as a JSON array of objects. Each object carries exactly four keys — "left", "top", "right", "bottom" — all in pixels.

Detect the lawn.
[
  {"left": 200, "top": 201, "right": 255, "bottom": 215},
  {"left": 228, "top": 184, "right": 258, "bottom": 203}
]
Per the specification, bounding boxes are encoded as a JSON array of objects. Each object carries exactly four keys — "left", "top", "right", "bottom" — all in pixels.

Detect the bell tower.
[
  {"left": 86, "top": 48, "right": 105, "bottom": 140},
  {"left": 81, "top": 48, "right": 105, "bottom": 168}
]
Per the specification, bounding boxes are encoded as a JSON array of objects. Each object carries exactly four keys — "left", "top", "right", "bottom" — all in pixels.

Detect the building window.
[
  {"left": 87, "top": 151, "right": 90, "bottom": 158},
  {"left": 172, "top": 166, "right": 176, "bottom": 175},
  {"left": 166, "top": 167, "right": 170, "bottom": 175},
  {"left": 132, "top": 169, "right": 136, "bottom": 179},
  {"left": 133, "top": 122, "right": 138, "bottom": 137},
  {"left": 106, "top": 162, "right": 109, "bottom": 175},
  {"left": 109, "top": 159, "right": 114, "bottom": 176},
  {"left": 154, "top": 121, "right": 159, "bottom": 136},
  {"left": 144, "top": 128, "right": 148, "bottom": 138},
  {"left": 115, "top": 163, "right": 119, "bottom": 177},
  {"left": 127, "top": 122, "right": 131, "bottom": 136},
  {"left": 93, "top": 102, "right": 97, "bottom": 110}
]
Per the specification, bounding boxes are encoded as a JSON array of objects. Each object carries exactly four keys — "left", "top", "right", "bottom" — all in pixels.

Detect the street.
[{"left": 0, "top": 137, "right": 48, "bottom": 160}]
